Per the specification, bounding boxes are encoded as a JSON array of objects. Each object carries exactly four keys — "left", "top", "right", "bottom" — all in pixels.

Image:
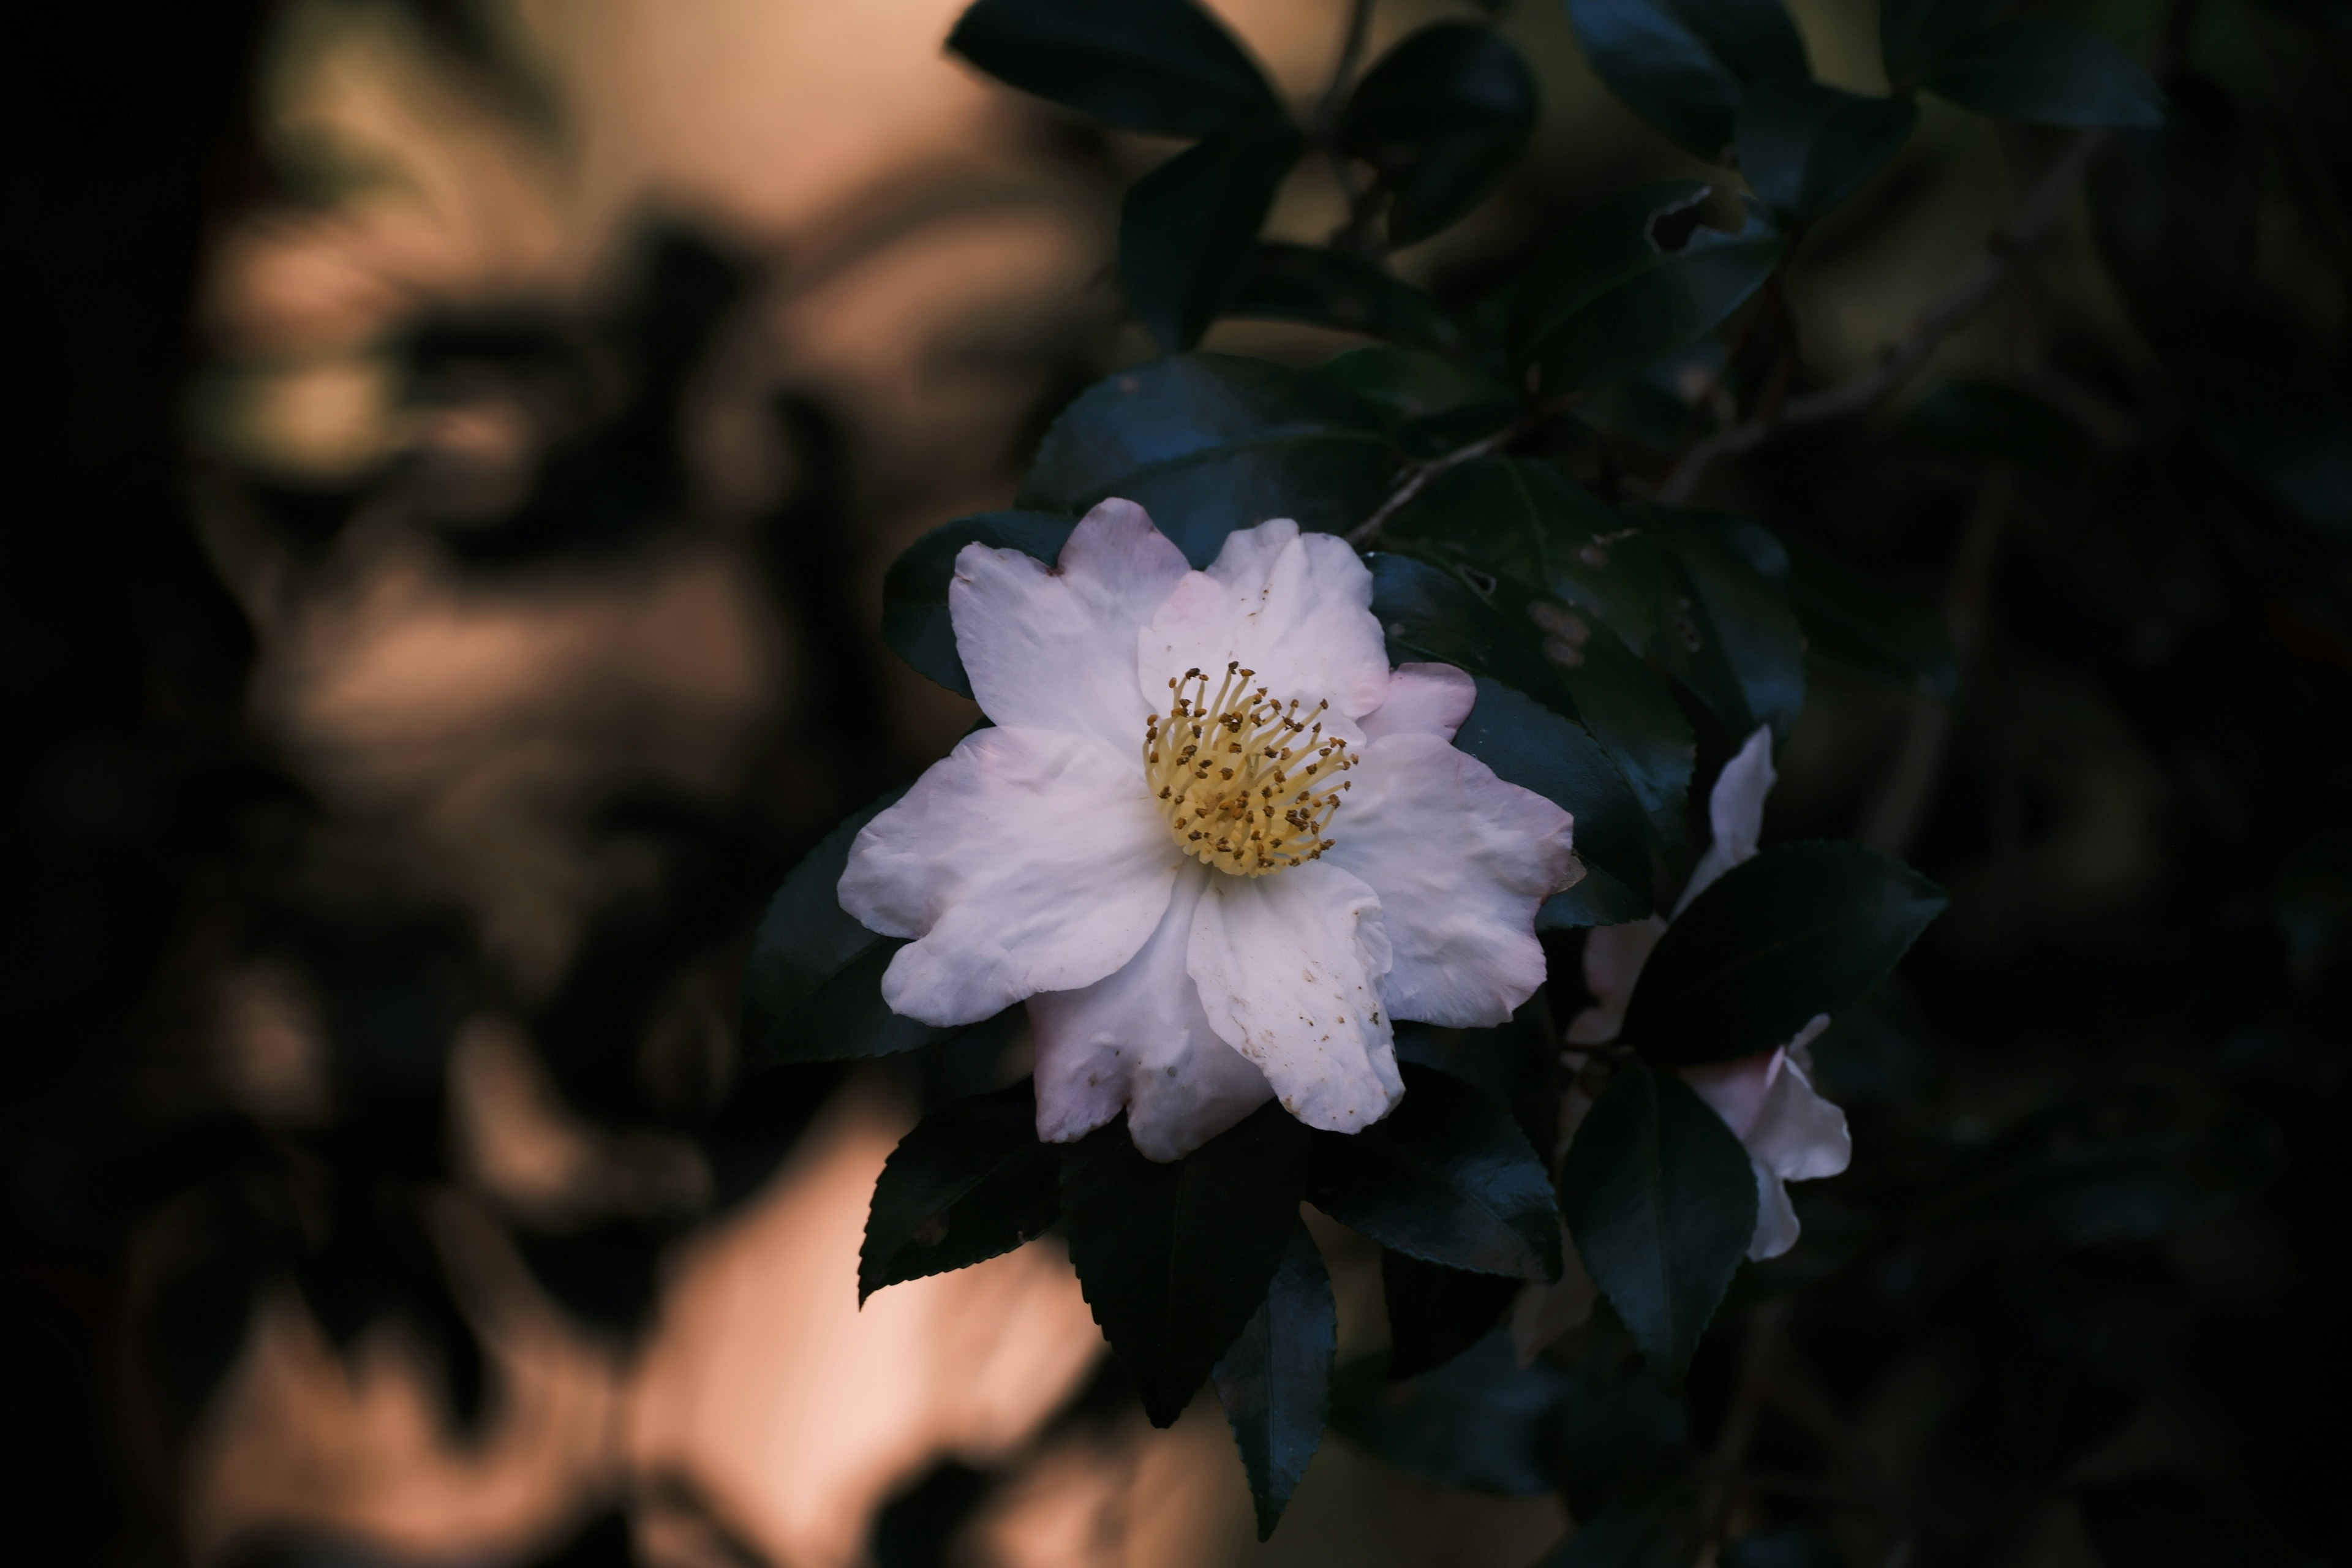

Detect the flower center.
[{"left": 1144, "top": 662, "right": 1355, "bottom": 878}]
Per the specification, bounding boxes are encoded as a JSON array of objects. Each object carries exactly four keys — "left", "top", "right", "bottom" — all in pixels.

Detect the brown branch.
[
  {"left": 1658, "top": 128, "right": 2114, "bottom": 505},
  {"left": 1345, "top": 409, "right": 1548, "bottom": 545}
]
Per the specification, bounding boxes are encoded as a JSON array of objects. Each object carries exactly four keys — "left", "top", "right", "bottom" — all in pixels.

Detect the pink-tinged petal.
[
  {"left": 1681, "top": 1023, "right": 1849, "bottom": 1261},
  {"left": 1140, "top": 519, "right": 1390, "bottom": 732},
  {"left": 1324, "top": 731, "right": 1576, "bottom": 1028},
  {"left": 1675, "top": 725, "right": 1776, "bottom": 916},
  {"left": 1185, "top": 861, "right": 1401, "bottom": 1134},
  {"left": 1029, "top": 866, "right": 1273, "bottom": 1161},
  {"left": 1566, "top": 918, "right": 1665, "bottom": 1044},
  {"left": 950, "top": 499, "right": 1189, "bottom": 753},
  {"left": 840, "top": 726, "right": 1180, "bottom": 1027},
  {"left": 1359, "top": 662, "right": 1476, "bottom": 742}
]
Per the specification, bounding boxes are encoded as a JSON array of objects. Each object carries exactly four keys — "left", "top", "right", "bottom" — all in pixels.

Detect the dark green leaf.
[
  {"left": 1577, "top": 340, "right": 1722, "bottom": 451},
  {"left": 1121, "top": 119, "right": 1305, "bottom": 353},
  {"left": 1559, "top": 1061, "right": 1755, "bottom": 1380},
  {"left": 1562, "top": 0, "right": 1811, "bottom": 159},
  {"left": 1919, "top": 20, "right": 2166, "bottom": 129},
  {"left": 1225, "top": 244, "right": 1466, "bottom": 351},
  {"left": 1379, "top": 464, "right": 1701, "bottom": 851},
  {"left": 1381, "top": 1250, "right": 1523, "bottom": 1379},
  {"left": 1622, "top": 840, "right": 1948, "bottom": 1067},
  {"left": 861, "top": 1078, "right": 1060, "bottom": 1301},
  {"left": 1338, "top": 24, "right": 1540, "bottom": 246},
  {"left": 1212, "top": 1219, "right": 1334, "bottom": 1539},
  {"left": 1313, "top": 344, "right": 1511, "bottom": 429},
  {"left": 1734, "top": 78, "right": 1918, "bottom": 222},
  {"left": 1308, "top": 1064, "right": 1562, "bottom": 1280},
  {"left": 1062, "top": 1103, "right": 1308, "bottom": 1426},
  {"left": 1781, "top": 537, "right": 1956, "bottom": 697},
  {"left": 1647, "top": 511, "right": 1808, "bottom": 739},
  {"left": 948, "top": 0, "right": 1281, "bottom": 136},
  {"left": 1512, "top": 182, "right": 1782, "bottom": 397},
  {"left": 881, "top": 511, "right": 1077, "bottom": 697},
  {"left": 1018, "top": 354, "right": 1394, "bottom": 565},
  {"left": 744, "top": 793, "right": 956, "bottom": 1066},
  {"left": 1449, "top": 676, "right": 1653, "bottom": 923},
  {"left": 1879, "top": 0, "right": 2007, "bottom": 80},
  {"left": 1329, "top": 1332, "right": 1571, "bottom": 1494},
  {"left": 1555, "top": 1343, "right": 1693, "bottom": 1513}
]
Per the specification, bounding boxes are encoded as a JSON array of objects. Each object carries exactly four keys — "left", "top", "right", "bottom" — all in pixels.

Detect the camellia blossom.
[
  {"left": 839, "top": 500, "right": 1581, "bottom": 1159},
  {"left": 1569, "top": 726, "right": 1852, "bottom": 1261},
  {"left": 1513, "top": 728, "right": 1852, "bottom": 1361}
]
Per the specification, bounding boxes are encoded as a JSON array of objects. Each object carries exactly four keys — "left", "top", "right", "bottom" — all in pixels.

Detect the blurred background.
[{"left": 6, "top": 1, "right": 2347, "bottom": 1566}]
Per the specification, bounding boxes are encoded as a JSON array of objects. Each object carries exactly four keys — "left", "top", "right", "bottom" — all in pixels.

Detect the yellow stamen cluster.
[{"left": 1144, "top": 662, "right": 1355, "bottom": 877}]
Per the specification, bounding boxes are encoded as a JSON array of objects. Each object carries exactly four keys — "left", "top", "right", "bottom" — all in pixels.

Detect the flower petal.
[
  {"left": 1675, "top": 725, "right": 1776, "bottom": 916},
  {"left": 1359, "top": 662, "right": 1476, "bottom": 742},
  {"left": 1185, "top": 861, "right": 1401, "bottom": 1133},
  {"left": 1140, "top": 519, "right": 1390, "bottom": 731},
  {"left": 1324, "top": 731, "right": 1576, "bottom": 1028},
  {"left": 1029, "top": 865, "right": 1274, "bottom": 1161},
  {"left": 951, "top": 499, "right": 1189, "bottom": 753},
  {"left": 1681, "top": 1023, "right": 1849, "bottom": 1262},
  {"left": 1566, "top": 918, "right": 1665, "bottom": 1044},
  {"left": 840, "top": 726, "right": 1179, "bottom": 1026}
]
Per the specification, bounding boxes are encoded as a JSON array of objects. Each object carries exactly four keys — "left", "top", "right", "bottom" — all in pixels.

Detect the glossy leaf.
[
  {"left": 1307, "top": 1064, "right": 1562, "bottom": 1281},
  {"left": 1121, "top": 119, "right": 1305, "bottom": 353},
  {"left": 1313, "top": 345, "right": 1511, "bottom": 429},
  {"left": 1018, "top": 354, "right": 1393, "bottom": 565},
  {"left": 1329, "top": 1331, "right": 1572, "bottom": 1494},
  {"left": 1212, "top": 1219, "right": 1334, "bottom": 1539},
  {"left": 1512, "top": 182, "right": 1782, "bottom": 397},
  {"left": 1559, "top": 1061, "right": 1756, "bottom": 1380},
  {"left": 1622, "top": 840, "right": 1948, "bottom": 1067},
  {"left": 1381, "top": 1250, "right": 1523, "bottom": 1379},
  {"left": 1449, "top": 676, "right": 1653, "bottom": 925},
  {"left": 1562, "top": 0, "right": 1811, "bottom": 159},
  {"left": 881, "top": 510, "right": 1076, "bottom": 697},
  {"left": 1733, "top": 78, "right": 1918, "bottom": 222},
  {"left": 1780, "top": 537, "right": 1956, "bottom": 698},
  {"left": 860, "top": 1078, "right": 1059, "bottom": 1300},
  {"left": 742, "top": 792, "right": 956, "bottom": 1066},
  {"left": 1919, "top": 20, "right": 2166, "bottom": 129},
  {"left": 1062, "top": 1104, "right": 1309, "bottom": 1427},
  {"left": 947, "top": 0, "right": 1281, "bottom": 137},
  {"left": 1225, "top": 244, "right": 1466, "bottom": 351},
  {"left": 1338, "top": 23, "right": 1540, "bottom": 246},
  {"left": 1647, "top": 511, "right": 1808, "bottom": 739}
]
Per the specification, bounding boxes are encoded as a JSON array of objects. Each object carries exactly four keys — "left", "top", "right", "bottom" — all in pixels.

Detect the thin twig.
[
  {"left": 1345, "top": 410, "right": 1547, "bottom": 545},
  {"left": 1658, "top": 128, "right": 2114, "bottom": 505}
]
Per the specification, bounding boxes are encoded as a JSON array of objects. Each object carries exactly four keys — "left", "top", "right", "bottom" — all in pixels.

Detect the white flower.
[
  {"left": 1513, "top": 728, "right": 1852, "bottom": 1362},
  {"left": 1568, "top": 726, "right": 1852, "bottom": 1261},
  {"left": 839, "top": 500, "right": 1581, "bottom": 1160}
]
